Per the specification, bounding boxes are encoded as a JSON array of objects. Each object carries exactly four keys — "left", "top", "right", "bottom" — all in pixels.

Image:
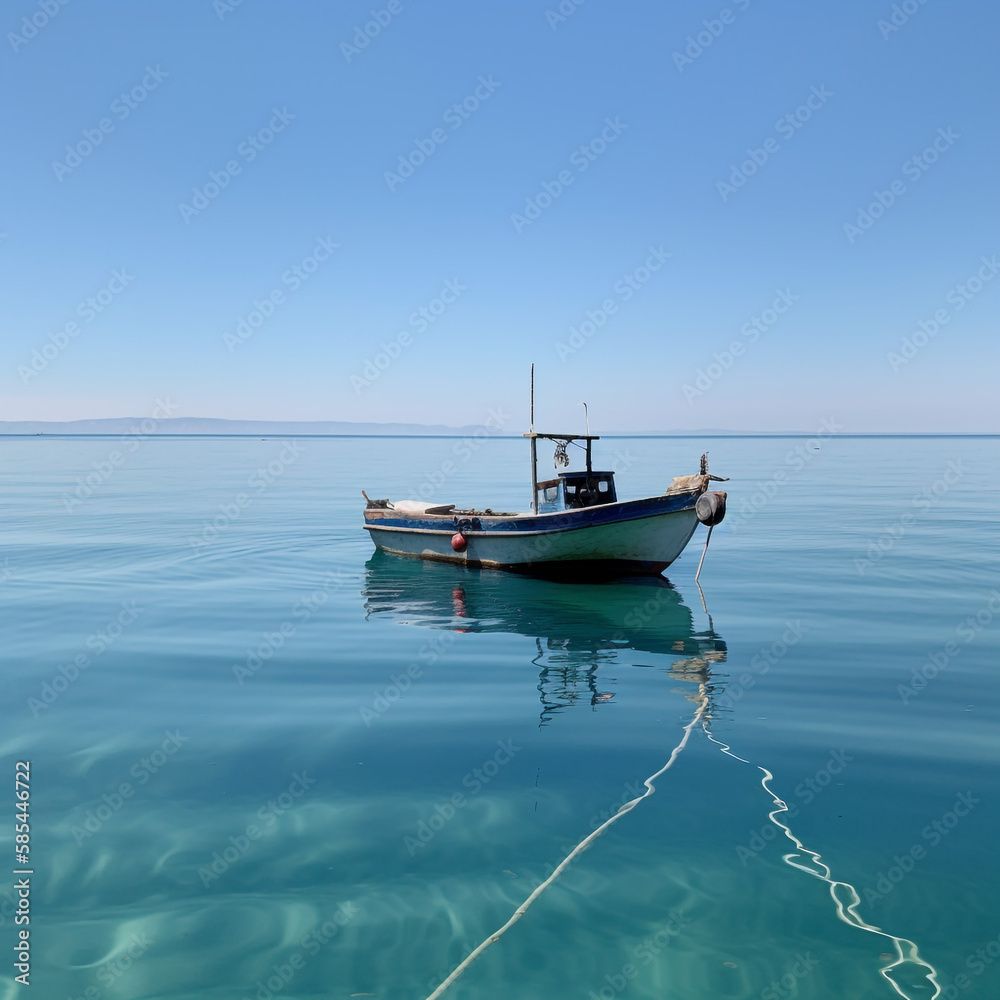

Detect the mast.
[
  {"left": 529, "top": 364, "right": 538, "bottom": 513},
  {"left": 530, "top": 364, "right": 535, "bottom": 432}
]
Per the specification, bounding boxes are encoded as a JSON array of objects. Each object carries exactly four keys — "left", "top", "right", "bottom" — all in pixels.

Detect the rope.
[
  {"left": 694, "top": 524, "right": 714, "bottom": 587},
  {"left": 702, "top": 729, "right": 942, "bottom": 1000},
  {"left": 423, "top": 687, "right": 710, "bottom": 1000},
  {"left": 422, "top": 684, "right": 941, "bottom": 1000}
]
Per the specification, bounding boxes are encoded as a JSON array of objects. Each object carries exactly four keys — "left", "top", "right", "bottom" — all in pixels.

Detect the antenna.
[
  {"left": 530, "top": 364, "right": 535, "bottom": 432},
  {"left": 581, "top": 402, "right": 590, "bottom": 436},
  {"left": 528, "top": 364, "right": 538, "bottom": 513}
]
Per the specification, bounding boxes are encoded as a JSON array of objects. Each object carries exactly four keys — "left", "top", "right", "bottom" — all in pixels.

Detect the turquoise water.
[{"left": 2, "top": 434, "right": 998, "bottom": 1000}]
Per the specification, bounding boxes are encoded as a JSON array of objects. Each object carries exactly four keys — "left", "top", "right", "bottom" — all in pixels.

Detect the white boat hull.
[{"left": 364, "top": 500, "right": 701, "bottom": 577}]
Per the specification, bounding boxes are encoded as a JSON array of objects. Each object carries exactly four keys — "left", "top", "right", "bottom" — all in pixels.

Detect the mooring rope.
[
  {"left": 702, "top": 729, "right": 942, "bottom": 1000},
  {"left": 422, "top": 683, "right": 941, "bottom": 1000},
  {"left": 422, "top": 687, "right": 711, "bottom": 1000}
]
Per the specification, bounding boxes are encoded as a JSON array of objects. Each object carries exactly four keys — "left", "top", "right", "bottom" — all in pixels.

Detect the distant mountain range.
[
  {"left": 0, "top": 417, "right": 754, "bottom": 436},
  {"left": 0, "top": 417, "right": 498, "bottom": 436},
  {"left": 0, "top": 418, "right": 984, "bottom": 436}
]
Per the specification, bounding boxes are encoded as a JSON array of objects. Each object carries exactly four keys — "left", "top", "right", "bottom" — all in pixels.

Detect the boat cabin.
[
  {"left": 536, "top": 471, "right": 618, "bottom": 511},
  {"left": 525, "top": 431, "right": 617, "bottom": 513}
]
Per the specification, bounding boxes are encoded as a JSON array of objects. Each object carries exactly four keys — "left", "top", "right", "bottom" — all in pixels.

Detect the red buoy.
[{"left": 451, "top": 532, "right": 467, "bottom": 552}]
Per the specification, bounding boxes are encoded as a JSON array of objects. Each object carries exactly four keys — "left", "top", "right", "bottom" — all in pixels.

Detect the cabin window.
[
  {"left": 536, "top": 478, "right": 564, "bottom": 513},
  {"left": 560, "top": 472, "right": 617, "bottom": 508}
]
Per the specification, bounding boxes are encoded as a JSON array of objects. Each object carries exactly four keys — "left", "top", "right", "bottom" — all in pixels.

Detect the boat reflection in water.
[{"left": 362, "top": 552, "right": 726, "bottom": 725}]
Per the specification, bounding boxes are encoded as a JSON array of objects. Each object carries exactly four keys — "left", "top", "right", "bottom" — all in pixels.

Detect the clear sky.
[{"left": 2, "top": 0, "right": 997, "bottom": 431}]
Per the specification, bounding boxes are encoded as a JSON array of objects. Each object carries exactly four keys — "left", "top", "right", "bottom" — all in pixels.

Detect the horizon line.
[{"left": 1, "top": 417, "right": 996, "bottom": 437}]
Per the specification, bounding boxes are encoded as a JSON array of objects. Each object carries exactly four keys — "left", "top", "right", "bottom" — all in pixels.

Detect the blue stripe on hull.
[{"left": 363, "top": 491, "right": 699, "bottom": 534}]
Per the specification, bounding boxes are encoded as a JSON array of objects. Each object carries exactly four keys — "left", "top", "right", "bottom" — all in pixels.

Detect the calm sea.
[{"left": 1, "top": 434, "right": 998, "bottom": 1000}]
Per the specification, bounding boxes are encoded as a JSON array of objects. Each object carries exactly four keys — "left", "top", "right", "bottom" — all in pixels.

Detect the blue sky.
[{"left": 2, "top": 0, "right": 997, "bottom": 431}]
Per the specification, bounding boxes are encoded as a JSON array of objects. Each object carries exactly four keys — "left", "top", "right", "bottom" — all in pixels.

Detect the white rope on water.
[
  {"left": 423, "top": 687, "right": 711, "bottom": 1000},
  {"left": 422, "top": 676, "right": 941, "bottom": 1000},
  {"left": 702, "top": 729, "right": 942, "bottom": 1000}
]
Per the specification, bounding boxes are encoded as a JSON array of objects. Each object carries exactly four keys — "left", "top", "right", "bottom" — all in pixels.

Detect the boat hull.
[{"left": 363, "top": 493, "right": 702, "bottom": 578}]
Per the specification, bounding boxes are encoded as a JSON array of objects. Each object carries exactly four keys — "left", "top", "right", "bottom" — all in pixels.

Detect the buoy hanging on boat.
[
  {"left": 451, "top": 532, "right": 467, "bottom": 552},
  {"left": 696, "top": 491, "right": 727, "bottom": 526}
]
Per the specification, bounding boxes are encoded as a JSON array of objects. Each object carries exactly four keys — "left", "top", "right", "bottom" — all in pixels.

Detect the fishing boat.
[{"left": 362, "top": 378, "right": 728, "bottom": 580}]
